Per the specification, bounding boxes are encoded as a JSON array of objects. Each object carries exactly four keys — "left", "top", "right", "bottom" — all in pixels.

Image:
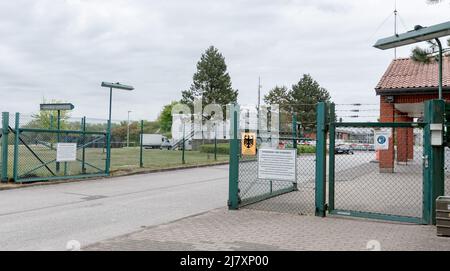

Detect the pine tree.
[{"left": 181, "top": 46, "right": 238, "bottom": 111}]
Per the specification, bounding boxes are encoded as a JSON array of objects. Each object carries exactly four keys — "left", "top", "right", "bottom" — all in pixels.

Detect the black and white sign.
[
  {"left": 374, "top": 130, "right": 391, "bottom": 150},
  {"left": 56, "top": 143, "right": 77, "bottom": 162},
  {"left": 258, "top": 149, "right": 297, "bottom": 182}
]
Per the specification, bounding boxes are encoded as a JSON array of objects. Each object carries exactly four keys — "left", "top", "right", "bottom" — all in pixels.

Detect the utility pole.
[
  {"left": 394, "top": 0, "right": 398, "bottom": 59},
  {"left": 127, "top": 110, "right": 132, "bottom": 147},
  {"left": 257, "top": 77, "right": 262, "bottom": 137}
]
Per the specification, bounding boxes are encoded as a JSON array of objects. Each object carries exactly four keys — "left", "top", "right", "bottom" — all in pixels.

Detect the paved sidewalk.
[{"left": 85, "top": 208, "right": 450, "bottom": 251}]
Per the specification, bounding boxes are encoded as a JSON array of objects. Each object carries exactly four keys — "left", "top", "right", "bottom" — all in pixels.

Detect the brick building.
[{"left": 376, "top": 56, "right": 450, "bottom": 172}]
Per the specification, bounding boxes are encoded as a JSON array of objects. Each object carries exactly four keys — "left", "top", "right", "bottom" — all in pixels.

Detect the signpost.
[{"left": 40, "top": 103, "right": 75, "bottom": 173}]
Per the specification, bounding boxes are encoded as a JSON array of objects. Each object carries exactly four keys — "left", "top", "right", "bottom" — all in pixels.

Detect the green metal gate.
[
  {"left": 328, "top": 121, "right": 425, "bottom": 224},
  {"left": 228, "top": 105, "right": 317, "bottom": 215},
  {"left": 1, "top": 112, "right": 109, "bottom": 183}
]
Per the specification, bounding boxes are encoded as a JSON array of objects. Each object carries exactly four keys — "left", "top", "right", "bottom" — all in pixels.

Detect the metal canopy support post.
[
  {"left": 436, "top": 38, "right": 443, "bottom": 100},
  {"left": 315, "top": 102, "right": 327, "bottom": 217},
  {"left": 423, "top": 99, "right": 445, "bottom": 225},
  {"left": 228, "top": 105, "right": 240, "bottom": 210},
  {"left": 1, "top": 112, "right": 9, "bottom": 182}
]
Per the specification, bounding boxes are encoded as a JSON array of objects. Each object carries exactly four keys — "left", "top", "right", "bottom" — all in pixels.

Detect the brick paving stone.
[{"left": 85, "top": 208, "right": 450, "bottom": 251}]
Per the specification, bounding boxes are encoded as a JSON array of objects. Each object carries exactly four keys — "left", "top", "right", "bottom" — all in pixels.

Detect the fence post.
[
  {"left": 214, "top": 124, "right": 218, "bottom": 161},
  {"left": 182, "top": 122, "right": 186, "bottom": 164},
  {"left": 292, "top": 113, "right": 298, "bottom": 149},
  {"left": 228, "top": 105, "right": 240, "bottom": 210},
  {"left": 81, "top": 117, "right": 86, "bottom": 174},
  {"left": 423, "top": 99, "right": 445, "bottom": 225},
  {"left": 56, "top": 110, "right": 61, "bottom": 173},
  {"left": 13, "top": 113, "right": 20, "bottom": 182},
  {"left": 140, "top": 120, "right": 144, "bottom": 168},
  {"left": 315, "top": 102, "right": 327, "bottom": 217},
  {"left": 328, "top": 103, "right": 336, "bottom": 212},
  {"left": 1, "top": 112, "right": 9, "bottom": 183}
]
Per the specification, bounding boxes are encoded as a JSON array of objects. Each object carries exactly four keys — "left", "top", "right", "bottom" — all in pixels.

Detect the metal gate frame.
[{"left": 1, "top": 112, "right": 110, "bottom": 183}]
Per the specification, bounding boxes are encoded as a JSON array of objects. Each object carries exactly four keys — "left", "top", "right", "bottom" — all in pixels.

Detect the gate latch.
[{"left": 422, "top": 155, "right": 429, "bottom": 169}]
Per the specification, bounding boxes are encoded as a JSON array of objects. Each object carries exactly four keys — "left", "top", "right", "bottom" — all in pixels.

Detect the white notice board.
[
  {"left": 56, "top": 143, "right": 77, "bottom": 162},
  {"left": 258, "top": 149, "right": 297, "bottom": 182}
]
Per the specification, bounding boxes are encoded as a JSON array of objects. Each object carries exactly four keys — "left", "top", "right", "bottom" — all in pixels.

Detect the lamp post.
[
  {"left": 101, "top": 82, "right": 134, "bottom": 175},
  {"left": 127, "top": 110, "right": 132, "bottom": 148},
  {"left": 374, "top": 21, "right": 450, "bottom": 99}
]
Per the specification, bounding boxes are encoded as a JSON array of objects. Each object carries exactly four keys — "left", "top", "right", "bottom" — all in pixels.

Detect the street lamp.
[
  {"left": 101, "top": 82, "right": 134, "bottom": 174},
  {"left": 374, "top": 21, "right": 450, "bottom": 99},
  {"left": 127, "top": 110, "right": 132, "bottom": 148}
]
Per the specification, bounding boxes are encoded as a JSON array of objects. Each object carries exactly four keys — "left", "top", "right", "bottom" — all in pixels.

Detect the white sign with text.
[
  {"left": 56, "top": 143, "right": 77, "bottom": 162},
  {"left": 258, "top": 149, "right": 297, "bottom": 182}
]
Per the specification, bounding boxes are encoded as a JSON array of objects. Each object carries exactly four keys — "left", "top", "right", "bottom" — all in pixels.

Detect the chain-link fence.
[
  {"left": 331, "top": 126, "right": 423, "bottom": 220},
  {"left": 445, "top": 148, "right": 450, "bottom": 196},
  {"left": 0, "top": 112, "right": 231, "bottom": 183}
]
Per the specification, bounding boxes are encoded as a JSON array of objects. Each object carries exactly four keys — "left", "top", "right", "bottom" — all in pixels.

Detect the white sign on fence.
[
  {"left": 374, "top": 130, "right": 391, "bottom": 150},
  {"left": 258, "top": 149, "right": 297, "bottom": 182},
  {"left": 56, "top": 143, "right": 77, "bottom": 162}
]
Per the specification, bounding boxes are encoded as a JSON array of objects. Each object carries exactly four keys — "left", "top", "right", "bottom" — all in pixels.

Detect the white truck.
[{"left": 142, "top": 134, "right": 172, "bottom": 150}]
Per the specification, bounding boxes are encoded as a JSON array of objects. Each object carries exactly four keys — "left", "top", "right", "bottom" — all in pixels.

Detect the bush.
[
  {"left": 200, "top": 143, "right": 230, "bottom": 155},
  {"left": 297, "top": 145, "right": 316, "bottom": 154}
]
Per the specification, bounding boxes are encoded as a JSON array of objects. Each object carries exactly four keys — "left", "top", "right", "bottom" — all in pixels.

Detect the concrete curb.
[{"left": 0, "top": 162, "right": 230, "bottom": 191}]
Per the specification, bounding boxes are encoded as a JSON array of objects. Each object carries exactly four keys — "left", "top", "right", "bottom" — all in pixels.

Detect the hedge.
[{"left": 199, "top": 143, "right": 230, "bottom": 155}]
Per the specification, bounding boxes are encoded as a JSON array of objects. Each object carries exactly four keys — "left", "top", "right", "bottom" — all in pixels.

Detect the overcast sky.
[{"left": 0, "top": 0, "right": 449, "bottom": 122}]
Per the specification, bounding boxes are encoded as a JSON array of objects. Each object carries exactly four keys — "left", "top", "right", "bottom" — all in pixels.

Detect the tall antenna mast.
[
  {"left": 394, "top": 0, "right": 398, "bottom": 59},
  {"left": 257, "top": 76, "right": 262, "bottom": 111}
]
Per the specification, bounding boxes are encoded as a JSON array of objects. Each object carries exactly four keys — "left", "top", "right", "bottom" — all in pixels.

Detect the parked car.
[{"left": 335, "top": 144, "right": 354, "bottom": 155}]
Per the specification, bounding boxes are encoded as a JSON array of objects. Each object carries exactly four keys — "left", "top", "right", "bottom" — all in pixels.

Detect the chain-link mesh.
[
  {"left": 445, "top": 148, "right": 450, "bottom": 196},
  {"left": 238, "top": 109, "right": 316, "bottom": 215},
  {"left": 333, "top": 126, "right": 423, "bottom": 218}
]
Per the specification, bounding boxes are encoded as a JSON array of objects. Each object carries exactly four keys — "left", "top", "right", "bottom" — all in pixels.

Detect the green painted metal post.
[
  {"left": 1, "top": 112, "right": 9, "bottom": 182},
  {"left": 105, "top": 87, "right": 113, "bottom": 175},
  {"left": 214, "top": 124, "right": 217, "bottom": 161},
  {"left": 182, "top": 122, "right": 186, "bottom": 165},
  {"left": 50, "top": 114, "right": 54, "bottom": 129},
  {"left": 81, "top": 117, "right": 86, "bottom": 174},
  {"left": 423, "top": 99, "right": 445, "bottom": 225},
  {"left": 328, "top": 103, "right": 336, "bottom": 212},
  {"left": 228, "top": 105, "right": 240, "bottom": 210},
  {"left": 292, "top": 114, "right": 298, "bottom": 149},
  {"left": 315, "top": 102, "right": 327, "bottom": 217},
  {"left": 13, "top": 113, "right": 20, "bottom": 182},
  {"left": 140, "top": 120, "right": 144, "bottom": 168},
  {"left": 56, "top": 110, "right": 61, "bottom": 173}
]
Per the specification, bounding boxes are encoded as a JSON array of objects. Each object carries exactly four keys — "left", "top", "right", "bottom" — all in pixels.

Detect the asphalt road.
[{"left": 0, "top": 165, "right": 229, "bottom": 251}]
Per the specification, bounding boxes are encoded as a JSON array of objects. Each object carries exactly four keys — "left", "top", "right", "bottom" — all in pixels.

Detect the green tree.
[
  {"left": 181, "top": 46, "right": 238, "bottom": 111},
  {"left": 264, "top": 74, "right": 332, "bottom": 133},
  {"left": 158, "top": 101, "right": 178, "bottom": 134},
  {"left": 290, "top": 74, "right": 331, "bottom": 120},
  {"left": 263, "top": 86, "right": 291, "bottom": 109}
]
